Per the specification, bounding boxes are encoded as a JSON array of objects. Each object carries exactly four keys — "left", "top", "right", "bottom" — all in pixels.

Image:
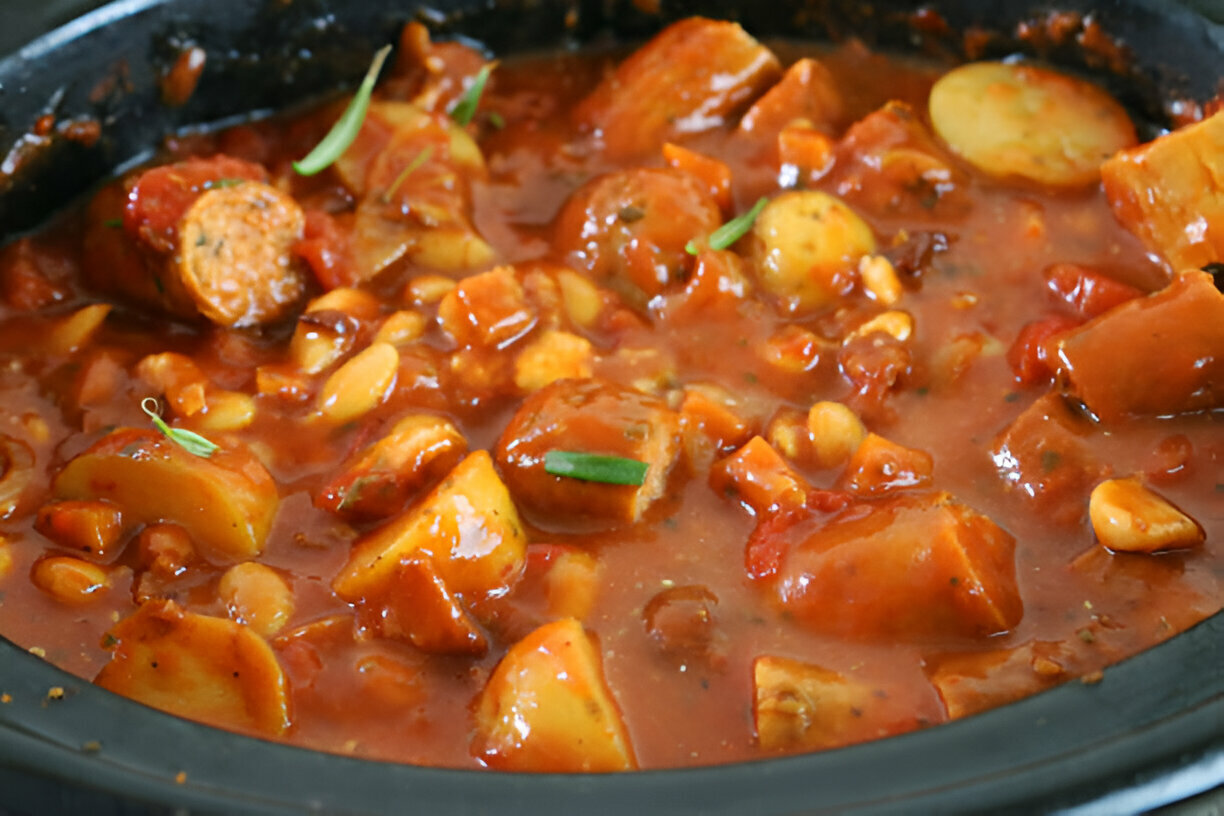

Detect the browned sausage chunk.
[
  {"left": 494, "top": 378, "right": 682, "bottom": 531},
  {"left": 572, "top": 18, "right": 781, "bottom": 159}
]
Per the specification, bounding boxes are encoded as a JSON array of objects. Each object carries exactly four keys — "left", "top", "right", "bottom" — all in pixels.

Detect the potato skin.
[
  {"left": 494, "top": 378, "right": 682, "bottom": 531},
  {"left": 929, "top": 61, "right": 1135, "bottom": 187}
]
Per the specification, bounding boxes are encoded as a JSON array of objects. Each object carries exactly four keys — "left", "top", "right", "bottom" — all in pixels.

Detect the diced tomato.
[
  {"left": 1044, "top": 263, "right": 1143, "bottom": 319},
  {"left": 744, "top": 489, "right": 852, "bottom": 580},
  {"left": 294, "top": 210, "right": 354, "bottom": 290},
  {"left": 1006, "top": 314, "right": 1081, "bottom": 385}
]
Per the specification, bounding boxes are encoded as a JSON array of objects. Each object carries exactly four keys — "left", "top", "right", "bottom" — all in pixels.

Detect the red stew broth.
[{"left": 0, "top": 33, "right": 1220, "bottom": 770}]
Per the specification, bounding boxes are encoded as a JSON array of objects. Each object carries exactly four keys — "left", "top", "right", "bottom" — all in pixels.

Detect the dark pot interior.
[{"left": 0, "top": 1, "right": 1221, "bottom": 813}]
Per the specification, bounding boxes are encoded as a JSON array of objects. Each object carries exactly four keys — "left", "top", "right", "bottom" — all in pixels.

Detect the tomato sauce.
[{"left": 0, "top": 20, "right": 1220, "bottom": 771}]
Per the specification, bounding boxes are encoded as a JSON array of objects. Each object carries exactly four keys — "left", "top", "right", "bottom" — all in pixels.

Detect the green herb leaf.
[
  {"left": 102, "top": 218, "right": 123, "bottom": 229},
  {"left": 685, "top": 196, "right": 768, "bottom": 255},
  {"left": 381, "top": 145, "right": 435, "bottom": 204},
  {"left": 293, "top": 44, "right": 392, "bottom": 176},
  {"left": 487, "top": 111, "right": 505, "bottom": 130},
  {"left": 449, "top": 62, "right": 496, "bottom": 127},
  {"left": 204, "top": 178, "right": 246, "bottom": 190},
  {"left": 140, "top": 397, "right": 219, "bottom": 458},
  {"left": 544, "top": 451, "right": 648, "bottom": 486}
]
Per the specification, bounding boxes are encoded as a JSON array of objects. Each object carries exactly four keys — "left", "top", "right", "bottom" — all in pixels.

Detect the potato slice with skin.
[
  {"left": 748, "top": 191, "right": 875, "bottom": 313},
  {"left": 53, "top": 429, "right": 279, "bottom": 564},
  {"left": 473, "top": 618, "right": 636, "bottom": 771},
  {"left": 95, "top": 599, "right": 291, "bottom": 737},
  {"left": 332, "top": 450, "right": 526, "bottom": 603},
  {"left": 929, "top": 61, "right": 1136, "bottom": 187},
  {"left": 776, "top": 491, "right": 1022, "bottom": 638},
  {"left": 754, "top": 656, "right": 922, "bottom": 751},
  {"left": 177, "top": 182, "right": 307, "bottom": 327}
]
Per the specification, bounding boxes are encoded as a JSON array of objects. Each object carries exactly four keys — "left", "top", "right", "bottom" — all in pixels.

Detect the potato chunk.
[
  {"left": 53, "top": 429, "right": 278, "bottom": 564},
  {"left": 472, "top": 618, "right": 636, "bottom": 771},
  {"left": 929, "top": 61, "right": 1135, "bottom": 187},
  {"left": 1102, "top": 112, "right": 1224, "bottom": 270},
  {"left": 748, "top": 191, "right": 875, "bottom": 313},
  {"left": 177, "top": 182, "right": 307, "bottom": 326},
  {"left": 1047, "top": 271, "right": 1224, "bottom": 421},
  {"left": 332, "top": 450, "right": 526, "bottom": 603},
  {"left": 776, "top": 492, "right": 1022, "bottom": 638},
  {"left": 95, "top": 599, "right": 291, "bottom": 736},
  {"left": 754, "top": 656, "right": 921, "bottom": 751},
  {"left": 573, "top": 17, "right": 780, "bottom": 159},
  {"left": 494, "top": 378, "right": 681, "bottom": 531}
]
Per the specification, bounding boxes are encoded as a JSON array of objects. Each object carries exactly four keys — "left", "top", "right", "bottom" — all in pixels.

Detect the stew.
[{"left": 0, "top": 16, "right": 1220, "bottom": 771}]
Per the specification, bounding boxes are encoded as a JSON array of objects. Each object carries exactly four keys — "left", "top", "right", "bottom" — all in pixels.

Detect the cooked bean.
[
  {"left": 31, "top": 556, "right": 110, "bottom": 605},
  {"left": 218, "top": 562, "right": 294, "bottom": 638},
  {"left": 1089, "top": 477, "right": 1205, "bottom": 553}
]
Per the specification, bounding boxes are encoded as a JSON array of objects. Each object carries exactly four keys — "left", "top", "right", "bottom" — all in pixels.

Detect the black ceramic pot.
[{"left": 0, "top": 2, "right": 1221, "bottom": 813}]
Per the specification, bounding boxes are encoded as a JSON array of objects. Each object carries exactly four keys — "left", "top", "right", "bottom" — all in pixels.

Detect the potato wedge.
[
  {"left": 53, "top": 429, "right": 279, "bottom": 564},
  {"left": 748, "top": 191, "right": 875, "bottom": 313},
  {"left": 473, "top": 618, "right": 636, "bottom": 771},
  {"left": 929, "top": 61, "right": 1136, "bottom": 187},
  {"left": 95, "top": 599, "right": 291, "bottom": 736},
  {"left": 332, "top": 450, "right": 526, "bottom": 603}
]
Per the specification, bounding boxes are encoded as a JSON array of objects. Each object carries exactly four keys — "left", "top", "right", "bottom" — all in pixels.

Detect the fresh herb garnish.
[
  {"left": 140, "top": 397, "right": 219, "bottom": 458},
  {"left": 381, "top": 145, "right": 435, "bottom": 204},
  {"left": 449, "top": 62, "right": 496, "bottom": 127},
  {"left": 685, "top": 196, "right": 768, "bottom": 255},
  {"left": 293, "top": 45, "right": 392, "bottom": 176},
  {"left": 102, "top": 218, "right": 123, "bottom": 228},
  {"left": 487, "top": 111, "right": 505, "bottom": 130},
  {"left": 204, "top": 178, "right": 246, "bottom": 190},
  {"left": 544, "top": 451, "right": 648, "bottom": 486}
]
